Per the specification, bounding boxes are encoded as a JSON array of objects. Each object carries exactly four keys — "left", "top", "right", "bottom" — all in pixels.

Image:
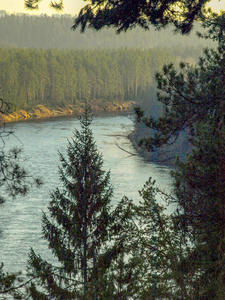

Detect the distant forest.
[
  {"left": 0, "top": 48, "right": 177, "bottom": 109},
  {"left": 0, "top": 13, "right": 214, "bottom": 50},
  {"left": 0, "top": 13, "right": 212, "bottom": 112}
]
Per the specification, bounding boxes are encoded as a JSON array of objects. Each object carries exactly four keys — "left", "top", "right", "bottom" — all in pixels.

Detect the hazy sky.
[
  {"left": 0, "top": 0, "right": 224, "bottom": 15},
  {"left": 0, "top": 0, "right": 84, "bottom": 15}
]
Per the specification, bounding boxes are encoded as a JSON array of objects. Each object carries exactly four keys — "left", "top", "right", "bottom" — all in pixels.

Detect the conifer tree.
[
  {"left": 135, "top": 14, "right": 225, "bottom": 298},
  {"left": 27, "top": 106, "right": 113, "bottom": 299},
  {"left": 135, "top": 13, "right": 225, "bottom": 152},
  {"left": 107, "top": 179, "right": 191, "bottom": 299},
  {"left": 172, "top": 122, "right": 225, "bottom": 298}
]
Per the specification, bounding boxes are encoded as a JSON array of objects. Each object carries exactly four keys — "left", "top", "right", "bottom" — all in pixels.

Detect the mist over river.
[{"left": 0, "top": 112, "right": 172, "bottom": 273}]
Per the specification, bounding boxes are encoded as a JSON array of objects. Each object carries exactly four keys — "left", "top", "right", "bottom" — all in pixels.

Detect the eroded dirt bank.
[{"left": 0, "top": 101, "right": 135, "bottom": 123}]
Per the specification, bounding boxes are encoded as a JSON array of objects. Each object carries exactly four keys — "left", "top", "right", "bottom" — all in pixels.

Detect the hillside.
[{"left": 0, "top": 13, "right": 214, "bottom": 50}]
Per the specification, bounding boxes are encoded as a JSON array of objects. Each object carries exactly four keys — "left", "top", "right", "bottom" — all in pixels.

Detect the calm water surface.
[{"left": 0, "top": 113, "right": 172, "bottom": 273}]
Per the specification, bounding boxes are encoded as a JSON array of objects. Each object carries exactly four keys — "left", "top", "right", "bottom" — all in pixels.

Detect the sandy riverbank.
[{"left": 0, "top": 101, "right": 136, "bottom": 123}]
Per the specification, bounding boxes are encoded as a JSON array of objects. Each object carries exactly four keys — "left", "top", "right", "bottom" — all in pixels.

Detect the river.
[{"left": 0, "top": 112, "right": 173, "bottom": 273}]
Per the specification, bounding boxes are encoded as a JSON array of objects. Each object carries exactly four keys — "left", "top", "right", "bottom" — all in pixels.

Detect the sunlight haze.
[
  {"left": 0, "top": 0, "right": 224, "bottom": 15},
  {"left": 0, "top": 0, "right": 84, "bottom": 15}
]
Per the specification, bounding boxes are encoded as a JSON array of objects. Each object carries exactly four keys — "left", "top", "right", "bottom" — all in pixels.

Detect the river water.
[{"left": 0, "top": 112, "right": 173, "bottom": 273}]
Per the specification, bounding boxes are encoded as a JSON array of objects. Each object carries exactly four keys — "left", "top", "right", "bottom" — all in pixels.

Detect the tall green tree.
[
  {"left": 135, "top": 13, "right": 225, "bottom": 298},
  {"left": 27, "top": 106, "right": 113, "bottom": 299},
  {"left": 135, "top": 14, "right": 225, "bottom": 151},
  {"left": 172, "top": 122, "right": 225, "bottom": 299}
]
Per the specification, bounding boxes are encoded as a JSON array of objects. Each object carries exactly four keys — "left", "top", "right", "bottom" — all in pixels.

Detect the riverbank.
[
  {"left": 0, "top": 101, "right": 136, "bottom": 123},
  {"left": 128, "top": 123, "right": 191, "bottom": 166}
]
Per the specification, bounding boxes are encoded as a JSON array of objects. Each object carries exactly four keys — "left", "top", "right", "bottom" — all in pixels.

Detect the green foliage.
[
  {"left": 25, "top": 0, "right": 63, "bottom": 11},
  {"left": 27, "top": 106, "right": 114, "bottom": 299},
  {"left": 0, "top": 262, "right": 34, "bottom": 299},
  {"left": 24, "top": 0, "right": 40, "bottom": 10},
  {"left": 136, "top": 13, "right": 225, "bottom": 151},
  {"left": 104, "top": 178, "right": 193, "bottom": 299},
  {"left": 0, "top": 263, "right": 18, "bottom": 298},
  {"left": 172, "top": 123, "right": 225, "bottom": 298},
  {"left": 0, "top": 14, "right": 213, "bottom": 50},
  {"left": 25, "top": 0, "right": 212, "bottom": 34},
  {"left": 0, "top": 47, "right": 175, "bottom": 110},
  {"left": 0, "top": 147, "right": 42, "bottom": 202},
  {"left": 73, "top": 0, "right": 212, "bottom": 34},
  {"left": 0, "top": 96, "right": 42, "bottom": 203},
  {"left": 0, "top": 98, "right": 42, "bottom": 298},
  {"left": 135, "top": 13, "right": 225, "bottom": 299}
]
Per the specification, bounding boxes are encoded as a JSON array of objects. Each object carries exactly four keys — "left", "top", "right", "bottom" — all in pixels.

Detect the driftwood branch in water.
[{"left": 115, "top": 141, "right": 137, "bottom": 156}]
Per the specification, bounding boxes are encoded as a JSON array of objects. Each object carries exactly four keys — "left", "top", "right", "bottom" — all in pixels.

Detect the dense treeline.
[
  {"left": 1, "top": 2, "right": 225, "bottom": 298},
  {"left": 0, "top": 47, "right": 177, "bottom": 110},
  {"left": 0, "top": 13, "right": 214, "bottom": 50}
]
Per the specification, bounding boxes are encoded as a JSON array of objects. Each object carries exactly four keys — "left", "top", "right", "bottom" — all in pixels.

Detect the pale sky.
[
  {"left": 0, "top": 0, "right": 84, "bottom": 15},
  {"left": 0, "top": 0, "right": 224, "bottom": 16}
]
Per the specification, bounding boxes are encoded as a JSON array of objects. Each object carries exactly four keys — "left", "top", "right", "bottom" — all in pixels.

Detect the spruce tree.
[{"left": 27, "top": 106, "right": 113, "bottom": 299}]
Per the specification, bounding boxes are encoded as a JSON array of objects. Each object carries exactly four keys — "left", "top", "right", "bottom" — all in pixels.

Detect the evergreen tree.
[
  {"left": 24, "top": 2, "right": 225, "bottom": 298},
  {"left": 107, "top": 179, "right": 192, "bottom": 299},
  {"left": 27, "top": 106, "right": 113, "bottom": 299},
  {"left": 172, "top": 122, "right": 225, "bottom": 298},
  {"left": 135, "top": 13, "right": 225, "bottom": 152},
  {"left": 135, "top": 14, "right": 225, "bottom": 298}
]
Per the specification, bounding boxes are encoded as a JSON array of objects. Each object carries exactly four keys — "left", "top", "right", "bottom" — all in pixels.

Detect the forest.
[
  {"left": 0, "top": 13, "right": 213, "bottom": 113},
  {"left": 0, "top": 13, "right": 214, "bottom": 50},
  {"left": 1, "top": 0, "right": 225, "bottom": 298},
  {"left": 0, "top": 47, "right": 200, "bottom": 110}
]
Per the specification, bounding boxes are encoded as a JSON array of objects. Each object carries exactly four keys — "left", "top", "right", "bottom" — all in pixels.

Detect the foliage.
[
  {"left": 25, "top": 0, "right": 64, "bottom": 11},
  {"left": 0, "top": 88, "right": 42, "bottom": 298},
  {"left": 0, "top": 47, "right": 175, "bottom": 109},
  {"left": 0, "top": 147, "right": 42, "bottom": 202},
  {"left": 136, "top": 13, "right": 225, "bottom": 151},
  {"left": 104, "top": 178, "right": 195, "bottom": 299},
  {"left": 0, "top": 14, "right": 213, "bottom": 50},
  {"left": 0, "top": 263, "right": 35, "bottom": 300},
  {"left": 135, "top": 13, "right": 225, "bottom": 298},
  {"left": 0, "top": 94, "right": 42, "bottom": 202},
  {"left": 172, "top": 123, "right": 225, "bottom": 298},
  {"left": 10, "top": 3, "right": 225, "bottom": 299},
  {"left": 0, "top": 263, "right": 22, "bottom": 299},
  {"left": 0, "top": 97, "right": 42, "bottom": 297},
  {"left": 27, "top": 106, "right": 114, "bottom": 299},
  {"left": 25, "top": 0, "right": 212, "bottom": 34},
  {"left": 110, "top": 124, "right": 225, "bottom": 299}
]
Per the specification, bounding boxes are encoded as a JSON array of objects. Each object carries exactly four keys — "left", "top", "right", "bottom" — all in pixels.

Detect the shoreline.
[
  {"left": 128, "top": 123, "right": 191, "bottom": 166},
  {"left": 0, "top": 101, "right": 136, "bottom": 124},
  {"left": 2, "top": 101, "right": 178, "bottom": 167}
]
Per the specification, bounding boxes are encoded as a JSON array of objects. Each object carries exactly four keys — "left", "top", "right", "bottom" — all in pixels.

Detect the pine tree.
[
  {"left": 25, "top": 0, "right": 212, "bottom": 34},
  {"left": 135, "top": 13, "right": 225, "bottom": 152},
  {"left": 135, "top": 14, "right": 225, "bottom": 298},
  {"left": 27, "top": 106, "right": 113, "bottom": 299},
  {"left": 172, "top": 123, "right": 225, "bottom": 298}
]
